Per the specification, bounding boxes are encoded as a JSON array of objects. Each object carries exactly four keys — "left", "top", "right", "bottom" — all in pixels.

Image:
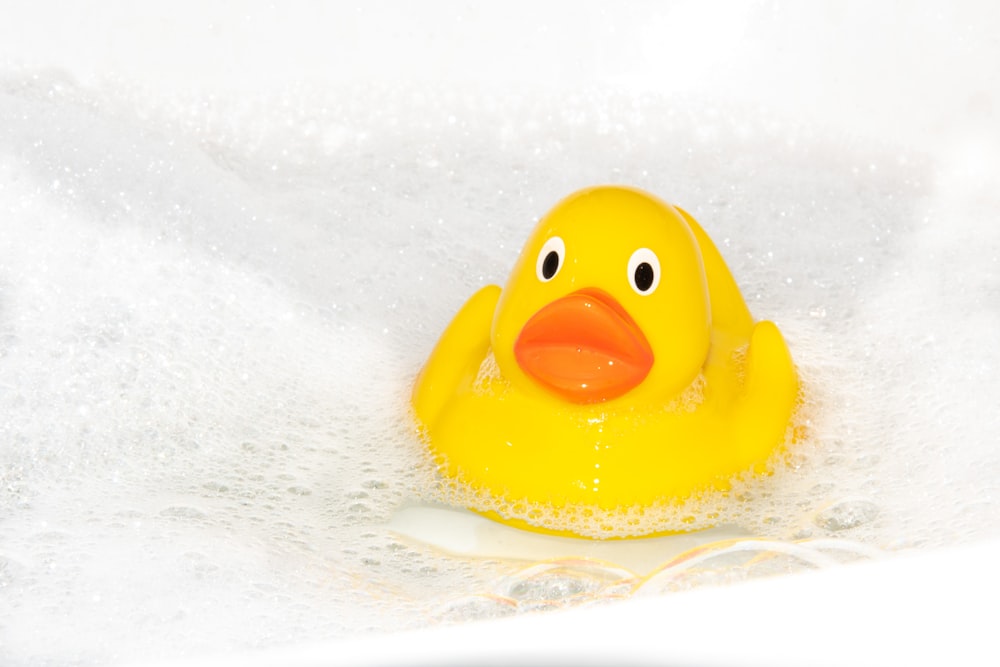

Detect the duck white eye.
[
  {"left": 535, "top": 236, "right": 565, "bottom": 282},
  {"left": 627, "top": 248, "right": 661, "bottom": 295}
]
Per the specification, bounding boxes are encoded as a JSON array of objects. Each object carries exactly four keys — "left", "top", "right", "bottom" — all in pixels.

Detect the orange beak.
[{"left": 514, "top": 288, "right": 654, "bottom": 403}]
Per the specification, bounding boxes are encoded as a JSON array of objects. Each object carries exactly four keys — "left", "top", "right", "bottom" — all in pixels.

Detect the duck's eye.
[
  {"left": 535, "top": 236, "right": 565, "bottom": 282},
  {"left": 627, "top": 248, "right": 661, "bottom": 295}
]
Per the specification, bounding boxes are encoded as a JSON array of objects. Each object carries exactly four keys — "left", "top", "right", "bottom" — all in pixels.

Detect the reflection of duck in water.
[{"left": 412, "top": 186, "right": 798, "bottom": 536}]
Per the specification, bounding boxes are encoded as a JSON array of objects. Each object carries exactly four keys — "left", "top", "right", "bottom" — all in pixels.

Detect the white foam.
[{"left": 1, "top": 5, "right": 999, "bottom": 665}]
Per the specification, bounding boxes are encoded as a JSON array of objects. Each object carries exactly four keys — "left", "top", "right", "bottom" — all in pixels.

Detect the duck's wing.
[
  {"left": 674, "top": 206, "right": 754, "bottom": 339},
  {"left": 735, "top": 320, "right": 799, "bottom": 463},
  {"left": 412, "top": 285, "right": 501, "bottom": 429},
  {"left": 676, "top": 207, "right": 798, "bottom": 460}
]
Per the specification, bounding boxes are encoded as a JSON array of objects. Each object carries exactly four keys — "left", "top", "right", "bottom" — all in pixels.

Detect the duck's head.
[{"left": 491, "top": 186, "right": 711, "bottom": 405}]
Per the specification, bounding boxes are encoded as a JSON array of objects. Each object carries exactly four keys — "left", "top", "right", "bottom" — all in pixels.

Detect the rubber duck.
[{"left": 412, "top": 185, "right": 798, "bottom": 537}]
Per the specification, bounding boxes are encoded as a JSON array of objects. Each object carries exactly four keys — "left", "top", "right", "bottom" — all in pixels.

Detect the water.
[{"left": 2, "top": 7, "right": 1000, "bottom": 664}]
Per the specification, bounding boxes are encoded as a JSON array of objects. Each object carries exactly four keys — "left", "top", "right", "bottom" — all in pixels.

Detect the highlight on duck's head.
[{"left": 490, "top": 186, "right": 712, "bottom": 405}]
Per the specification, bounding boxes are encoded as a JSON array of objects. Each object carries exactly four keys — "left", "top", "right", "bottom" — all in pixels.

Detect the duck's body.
[{"left": 412, "top": 186, "right": 798, "bottom": 536}]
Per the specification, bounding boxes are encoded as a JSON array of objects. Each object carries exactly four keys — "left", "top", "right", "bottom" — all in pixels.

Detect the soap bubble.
[{"left": 814, "top": 499, "right": 881, "bottom": 532}]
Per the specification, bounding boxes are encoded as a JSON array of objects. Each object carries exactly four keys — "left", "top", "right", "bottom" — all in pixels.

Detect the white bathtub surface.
[{"left": 140, "top": 537, "right": 1000, "bottom": 667}]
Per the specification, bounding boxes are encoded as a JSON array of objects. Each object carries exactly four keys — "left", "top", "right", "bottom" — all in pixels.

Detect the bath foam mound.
[{"left": 2, "top": 72, "right": 999, "bottom": 666}]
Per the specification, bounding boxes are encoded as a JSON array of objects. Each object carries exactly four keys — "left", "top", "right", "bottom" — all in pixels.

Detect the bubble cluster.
[
  {"left": 1, "top": 71, "right": 998, "bottom": 666},
  {"left": 434, "top": 537, "right": 884, "bottom": 620}
]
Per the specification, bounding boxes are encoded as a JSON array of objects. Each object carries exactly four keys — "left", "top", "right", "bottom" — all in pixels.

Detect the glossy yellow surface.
[{"left": 412, "top": 186, "right": 798, "bottom": 536}]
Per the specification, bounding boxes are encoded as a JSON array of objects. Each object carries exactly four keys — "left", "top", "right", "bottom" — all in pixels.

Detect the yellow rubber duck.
[{"left": 412, "top": 186, "right": 798, "bottom": 537}]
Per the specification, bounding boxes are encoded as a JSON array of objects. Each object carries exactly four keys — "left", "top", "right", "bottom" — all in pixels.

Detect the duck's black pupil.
[
  {"left": 542, "top": 251, "right": 559, "bottom": 279},
  {"left": 634, "top": 262, "right": 654, "bottom": 291}
]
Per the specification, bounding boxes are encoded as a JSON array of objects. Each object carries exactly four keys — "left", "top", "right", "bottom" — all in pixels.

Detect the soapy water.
[{"left": 1, "top": 73, "right": 999, "bottom": 665}]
